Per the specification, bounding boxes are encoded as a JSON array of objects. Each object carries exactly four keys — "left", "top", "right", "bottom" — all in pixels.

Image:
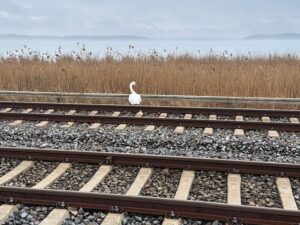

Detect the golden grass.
[{"left": 0, "top": 54, "right": 299, "bottom": 99}]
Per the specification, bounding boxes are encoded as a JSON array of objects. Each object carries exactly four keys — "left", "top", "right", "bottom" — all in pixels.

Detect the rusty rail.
[
  {"left": 1, "top": 147, "right": 300, "bottom": 177},
  {"left": 0, "top": 187, "right": 299, "bottom": 225},
  {"left": 0, "top": 112, "right": 299, "bottom": 131},
  {"left": 0, "top": 101, "right": 299, "bottom": 117}
]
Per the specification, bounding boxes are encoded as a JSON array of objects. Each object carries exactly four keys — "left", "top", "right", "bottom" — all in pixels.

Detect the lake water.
[{"left": 0, "top": 38, "right": 299, "bottom": 58}]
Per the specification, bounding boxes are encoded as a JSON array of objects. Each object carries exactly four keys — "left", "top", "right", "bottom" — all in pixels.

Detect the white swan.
[{"left": 128, "top": 81, "right": 141, "bottom": 105}]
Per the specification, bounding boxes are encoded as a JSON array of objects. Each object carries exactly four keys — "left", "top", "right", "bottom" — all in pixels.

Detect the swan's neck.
[{"left": 130, "top": 83, "right": 137, "bottom": 94}]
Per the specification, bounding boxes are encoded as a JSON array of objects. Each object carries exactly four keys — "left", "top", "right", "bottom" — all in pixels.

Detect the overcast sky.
[{"left": 0, "top": 0, "right": 299, "bottom": 38}]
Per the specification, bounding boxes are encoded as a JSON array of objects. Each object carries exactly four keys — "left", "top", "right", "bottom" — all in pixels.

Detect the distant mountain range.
[
  {"left": 0, "top": 33, "right": 300, "bottom": 40},
  {"left": 0, "top": 34, "right": 147, "bottom": 40},
  {"left": 244, "top": 33, "right": 300, "bottom": 40}
]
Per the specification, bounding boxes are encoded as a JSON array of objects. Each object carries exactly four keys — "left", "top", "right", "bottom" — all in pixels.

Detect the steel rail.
[
  {"left": 0, "top": 187, "right": 299, "bottom": 225},
  {"left": 0, "top": 101, "right": 299, "bottom": 117},
  {"left": 0, "top": 112, "right": 299, "bottom": 131},
  {"left": 1, "top": 147, "right": 300, "bottom": 177},
  {"left": 0, "top": 90, "right": 300, "bottom": 104}
]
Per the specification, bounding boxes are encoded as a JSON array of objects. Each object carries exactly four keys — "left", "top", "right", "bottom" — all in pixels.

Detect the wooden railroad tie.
[
  {"left": 9, "top": 108, "right": 33, "bottom": 126},
  {"left": 261, "top": 116, "right": 279, "bottom": 138},
  {"left": 174, "top": 114, "right": 192, "bottom": 134},
  {"left": 203, "top": 114, "right": 217, "bottom": 135},
  {"left": 144, "top": 113, "right": 167, "bottom": 132}
]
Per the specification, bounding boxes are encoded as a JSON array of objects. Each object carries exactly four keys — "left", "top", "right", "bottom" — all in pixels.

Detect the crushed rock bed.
[
  {"left": 217, "top": 115, "right": 234, "bottom": 120},
  {"left": 0, "top": 158, "right": 20, "bottom": 177},
  {"left": 140, "top": 168, "right": 181, "bottom": 198},
  {"left": 4, "top": 205, "right": 53, "bottom": 225},
  {"left": 270, "top": 117, "right": 290, "bottom": 122},
  {"left": 62, "top": 208, "right": 107, "bottom": 225},
  {"left": 48, "top": 163, "right": 99, "bottom": 191},
  {"left": 244, "top": 117, "right": 260, "bottom": 122},
  {"left": 123, "top": 214, "right": 224, "bottom": 225},
  {"left": 123, "top": 213, "right": 164, "bottom": 225},
  {"left": 0, "top": 123, "right": 299, "bottom": 163},
  {"left": 93, "top": 165, "right": 139, "bottom": 194},
  {"left": 167, "top": 113, "right": 186, "bottom": 118},
  {"left": 188, "top": 171, "right": 227, "bottom": 203},
  {"left": 290, "top": 178, "right": 300, "bottom": 209},
  {"left": 193, "top": 114, "right": 209, "bottom": 119},
  {"left": 241, "top": 174, "right": 282, "bottom": 208},
  {"left": 182, "top": 219, "right": 224, "bottom": 225},
  {"left": 120, "top": 111, "right": 159, "bottom": 117},
  {"left": 4, "top": 161, "right": 59, "bottom": 187}
]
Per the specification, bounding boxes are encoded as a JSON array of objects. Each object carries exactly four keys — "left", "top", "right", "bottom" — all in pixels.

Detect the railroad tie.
[
  {"left": 234, "top": 116, "right": 245, "bottom": 136},
  {"left": 203, "top": 114, "right": 217, "bottom": 135},
  {"left": 101, "top": 167, "right": 153, "bottom": 225},
  {"left": 0, "top": 204, "right": 18, "bottom": 223},
  {"left": 115, "top": 111, "right": 143, "bottom": 131},
  {"left": 39, "top": 209, "right": 70, "bottom": 225},
  {"left": 162, "top": 170, "right": 195, "bottom": 225},
  {"left": 61, "top": 110, "right": 77, "bottom": 128},
  {"left": 32, "top": 163, "right": 71, "bottom": 189},
  {"left": 0, "top": 108, "right": 12, "bottom": 113},
  {"left": 32, "top": 163, "right": 72, "bottom": 225},
  {"left": 289, "top": 117, "right": 299, "bottom": 124},
  {"left": 65, "top": 165, "right": 113, "bottom": 216},
  {"left": 88, "top": 110, "right": 102, "bottom": 130},
  {"left": 38, "top": 164, "right": 111, "bottom": 224},
  {"left": 111, "top": 111, "right": 121, "bottom": 117},
  {"left": 227, "top": 174, "right": 241, "bottom": 205},
  {"left": 79, "top": 165, "right": 112, "bottom": 192},
  {"left": 226, "top": 174, "right": 241, "bottom": 225},
  {"left": 144, "top": 113, "right": 167, "bottom": 132},
  {"left": 174, "top": 114, "right": 192, "bottom": 134},
  {"left": 276, "top": 177, "right": 298, "bottom": 210},
  {"left": 0, "top": 161, "right": 34, "bottom": 222},
  {"left": 126, "top": 167, "right": 153, "bottom": 196},
  {"left": 0, "top": 160, "right": 34, "bottom": 185},
  {"left": 35, "top": 109, "right": 55, "bottom": 127},
  {"left": 88, "top": 110, "right": 98, "bottom": 116},
  {"left": 9, "top": 108, "right": 33, "bottom": 126},
  {"left": 261, "top": 116, "right": 279, "bottom": 138}
]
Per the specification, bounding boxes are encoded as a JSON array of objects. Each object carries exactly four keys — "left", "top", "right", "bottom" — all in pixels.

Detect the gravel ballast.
[
  {"left": 123, "top": 213, "right": 164, "bottom": 225},
  {"left": 94, "top": 165, "right": 139, "bottom": 194},
  {"left": 0, "top": 158, "right": 20, "bottom": 177},
  {"left": 241, "top": 174, "right": 282, "bottom": 208},
  {"left": 217, "top": 115, "right": 233, "bottom": 120},
  {"left": 4, "top": 205, "right": 53, "bottom": 225},
  {"left": 62, "top": 208, "right": 107, "bottom": 225},
  {"left": 270, "top": 117, "right": 289, "bottom": 122},
  {"left": 49, "top": 163, "right": 99, "bottom": 191},
  {"left": 0, "top": 122, "right": 299, "bottom": 163},
  {"left": 290, "top": 178, "right": 300, "bottom": 209},
  {"left": 244, "top": 116, "right": 260, "bottom": 122},
  {"left": 141, "top": 168, "right": 181, "bottom": 198},
  {"left": 193, "top": 114, "right": 209, "bottom": 120},
  {"left": 188, "top": 171, "right": 227, "bottom": 203},
  {"left": 182, "top": 219, "right": 224, "bottom": 225},
  {"left": 4, "top": 161, "right": 59, "bottom": 187}
]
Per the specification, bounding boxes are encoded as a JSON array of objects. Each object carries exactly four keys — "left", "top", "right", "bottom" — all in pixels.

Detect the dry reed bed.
[{"left": 0, "top": 54, "right": 299, "bottom": 100}]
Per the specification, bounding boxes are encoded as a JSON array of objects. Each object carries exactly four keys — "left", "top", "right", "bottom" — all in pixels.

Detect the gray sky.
[{"left": 0, "top": 0, "right": 299, "bottom": 38}]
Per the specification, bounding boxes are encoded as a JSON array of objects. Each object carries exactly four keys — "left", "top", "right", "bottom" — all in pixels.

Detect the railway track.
[
  {"left": 0, "top": 101, "right": 299, "bottom": 116},
  {"left": 0, "top": 147, "right": 299, "bottom": 225},
  {"left": 0, "top": 101, "right": 299, "bottom": 134},
  {"left": 0, "top": 101, "right": 299, "bottom": 224}
]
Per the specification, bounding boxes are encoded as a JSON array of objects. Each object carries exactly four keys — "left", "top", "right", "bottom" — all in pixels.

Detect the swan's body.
[{"left": 128, "top": 81, "right": 141, "bottom": 105}]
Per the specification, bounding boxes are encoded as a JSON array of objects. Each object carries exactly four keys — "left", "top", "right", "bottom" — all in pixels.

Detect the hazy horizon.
[{"left": 0, "top": 0, "right": 299, "bottom": 39}]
